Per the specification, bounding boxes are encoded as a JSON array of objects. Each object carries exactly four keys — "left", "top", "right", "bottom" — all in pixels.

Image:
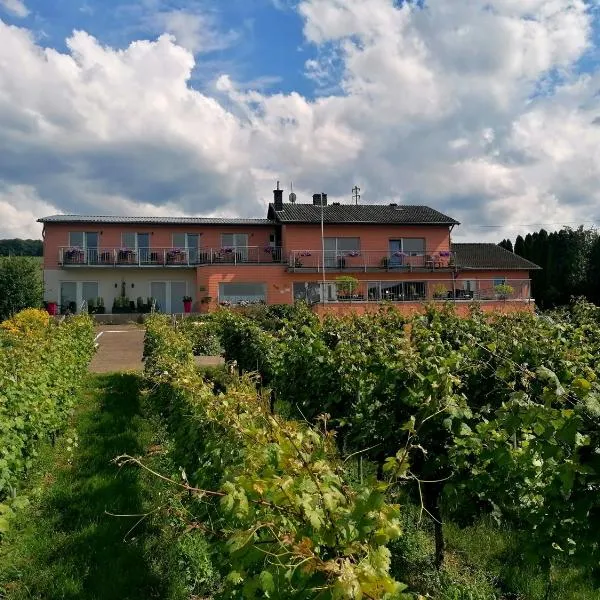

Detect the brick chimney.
[
  {"left": 312, "top": 193, "right": 327, "bottom": 206},
  {"left": 273, "top": 181, "right": 283, "bottom": 211}
]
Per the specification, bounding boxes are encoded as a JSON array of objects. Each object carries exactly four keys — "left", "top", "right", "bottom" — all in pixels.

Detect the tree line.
[
  {"left": 0, "top": 238, "right": 43, "bottom": 256},
  {"left": 499, "top": 226, "right": 600, "bottom": 308}
]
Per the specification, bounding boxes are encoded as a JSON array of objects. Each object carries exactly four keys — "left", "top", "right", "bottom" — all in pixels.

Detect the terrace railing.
[
  {"left": 288, "top": 249, "right": 455, "bottom": 271},
  {"left": 59, "top": 246, "right": 284, "bottom": 266},
  {"left": 291, "top": 279, "right": 532, "bottom": 304}
]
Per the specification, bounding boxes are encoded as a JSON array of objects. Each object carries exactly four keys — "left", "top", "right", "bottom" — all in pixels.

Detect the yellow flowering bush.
[{"left": 0, "top": 308, "right": 50, "bottom": 335}]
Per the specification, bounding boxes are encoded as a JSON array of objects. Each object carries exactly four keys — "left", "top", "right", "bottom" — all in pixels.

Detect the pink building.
[{"left": 38, "top": 188, "right": 539, "bottom": 315}]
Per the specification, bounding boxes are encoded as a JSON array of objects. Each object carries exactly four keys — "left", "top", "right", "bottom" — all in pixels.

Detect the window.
[
  {"left": 221, "top": 233, "right": 248, "bottom": 248},
  {"left": 324, "top": 237, "right": 360, "bottom": 253},
  {"left": 69, "top": 232, "right": 98, "bottom": 248},
  {"left": 493, "top": 278, "right": 506, "bottom": 286},
  {"left": 219, "top": 282, "right": 266, "bottom": 305},
  {"left": 292, "top": 282, "right": 338, "bottom": 303},
  {"left": 59, "top": 281, "right": 99, "bottom": 313},
  {"left": 122, "top": 232, "right": 150, "bottom": 249},
  {"left": 324, "top": 238, "right": 360, "bottom": 267},
  {"left": 401, "top": 238, "right": 425, "bottom": 255},
  {"left": 172, "top": 233, "right": 200, "bottom": 248},
  {"left": 367, "top": 281, "right": 426, "bottom": 301}
]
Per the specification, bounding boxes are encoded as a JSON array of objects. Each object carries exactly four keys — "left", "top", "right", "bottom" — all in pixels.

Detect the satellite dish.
[{"left": 289, "top": 192, "right": 296, "bottom": 203}]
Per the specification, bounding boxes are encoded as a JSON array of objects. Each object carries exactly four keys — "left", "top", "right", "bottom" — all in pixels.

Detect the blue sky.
[
  {"left": 1, "top": 0, "right": 600, "bottom": 240},
  {"left": 2, "top": 0, "right": 313, "bottom": 94}
]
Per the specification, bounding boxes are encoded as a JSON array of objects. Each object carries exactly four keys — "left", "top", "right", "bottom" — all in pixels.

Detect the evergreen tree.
[{"left": 498, "top": 239, "right": 513, "bottom": 252}]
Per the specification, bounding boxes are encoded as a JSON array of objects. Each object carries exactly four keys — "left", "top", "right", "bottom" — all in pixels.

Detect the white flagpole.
[{"left": 321, "top": 195, "right": 326, "bottom": 304}]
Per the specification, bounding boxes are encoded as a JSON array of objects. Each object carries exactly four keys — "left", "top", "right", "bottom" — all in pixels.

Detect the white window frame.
[
  {"left": 149, "top": 281, "right": 188, "bottom": 314},
  {"left": 59, "top": 280, "right": 99, "bottom": 313}
]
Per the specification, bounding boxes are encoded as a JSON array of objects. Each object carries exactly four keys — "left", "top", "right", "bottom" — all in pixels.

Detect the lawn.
[{"left": 0, "top": 373, "right": 199, "bottom": 600}]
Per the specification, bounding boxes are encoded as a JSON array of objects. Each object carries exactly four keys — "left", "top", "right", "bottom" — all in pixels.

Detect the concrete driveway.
[{"left": 89, "top": 325, "right": 145, "bottom": 373}]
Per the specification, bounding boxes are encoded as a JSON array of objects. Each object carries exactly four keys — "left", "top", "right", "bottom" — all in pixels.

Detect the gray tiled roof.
[
  {"left": 37, "top": 215, "right": 273, "bottom": 226},
  {"left": 268, "top": 203, "right": 459, "bottom": 225},
  {"left": 452, "top": 243, "right": 541, "bottom": 270}
]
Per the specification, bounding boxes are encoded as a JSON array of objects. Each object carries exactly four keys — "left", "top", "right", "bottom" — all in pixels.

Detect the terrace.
[{"left": 290, "top": 279, "right": 532, "bottom": 304}]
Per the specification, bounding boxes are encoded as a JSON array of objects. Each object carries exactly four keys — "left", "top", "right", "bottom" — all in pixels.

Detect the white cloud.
[
  {"left": 0, "top": 0, "right": 599, "bottom": 242},
  {"left": 0, "top": 0, "right": 28, "bottom": 18},
  {"left": 151, "top": 9, "right": 239, "bottom": 54}
]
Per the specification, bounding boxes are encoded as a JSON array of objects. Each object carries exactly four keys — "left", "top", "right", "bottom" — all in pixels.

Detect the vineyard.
[
  {"left": 0, "top": 303, "right": 599, "bottom": 599},
  {"left": 166, "top": 300, "right": 600, "bottom": 598}
]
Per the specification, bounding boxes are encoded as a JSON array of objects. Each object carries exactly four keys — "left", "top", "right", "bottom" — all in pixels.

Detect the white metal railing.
[
  {"left": 291, "top": 279, "right": 532, "bottom": 304},
  {"left": 288, "top": 249, "right": 455, "bottom": 271},
  {"left": 59, "top": 246, "right": 284, "bottom": 267}
]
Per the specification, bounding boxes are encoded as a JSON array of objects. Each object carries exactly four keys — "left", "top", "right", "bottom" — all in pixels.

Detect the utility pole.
[{"left": 352, "top": 185, "right": 361, "bottom": 205}]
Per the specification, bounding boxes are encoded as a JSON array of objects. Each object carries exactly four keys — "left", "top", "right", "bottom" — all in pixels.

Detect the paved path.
[{"left": 89, "top": 324, "right": 145, "bottom": 373}]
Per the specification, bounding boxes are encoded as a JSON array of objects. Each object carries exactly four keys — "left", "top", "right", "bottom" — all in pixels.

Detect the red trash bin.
[{"left": 47, "top": 302, "right": 58, "bottom": 315}]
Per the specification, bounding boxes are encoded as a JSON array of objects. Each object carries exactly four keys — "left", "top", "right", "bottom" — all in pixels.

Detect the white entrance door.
[{"left": 150, "top": 281, "right": 187, "bottom": 313}]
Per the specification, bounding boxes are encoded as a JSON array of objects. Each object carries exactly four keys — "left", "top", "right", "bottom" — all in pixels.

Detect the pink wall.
[
  {"left": 42, "top": 223, "right": 276, "bottom": 268},
  {"left": 282, "top": 224, "right": 451, "bottom": 253},
  {"left": 196, "top": 265, "right": 533, "bottom": 307}
]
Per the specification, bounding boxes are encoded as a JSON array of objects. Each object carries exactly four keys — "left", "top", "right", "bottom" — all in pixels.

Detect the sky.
[{"left": 1, "top": 0, "right": 600, "bottom": 241}]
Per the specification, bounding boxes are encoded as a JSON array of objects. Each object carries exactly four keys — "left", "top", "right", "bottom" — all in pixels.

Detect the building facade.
[{"left": 38, "top": 189, "right": 539, "bottom": 315}]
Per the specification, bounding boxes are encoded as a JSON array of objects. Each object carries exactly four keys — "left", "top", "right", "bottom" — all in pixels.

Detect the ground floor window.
[
  {"left": 219, "top": 282, "right": 266, "bottom": 306},
  {"left": 60, "top": 281, "right": 99, "bottom": 314},
  {"left": 293, "top": 282, "right": 341, "bottom": 303},
  {"left": 368, "top": 282, "right": 426, "bottom": 302}
]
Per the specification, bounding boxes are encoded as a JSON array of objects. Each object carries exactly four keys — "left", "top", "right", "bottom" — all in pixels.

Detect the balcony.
[
  {"left": 288, "top": 250, "right": 455, "bottom": 272},
  {"left": 58, "top": 246, "right": 284, "bottom": 267}
]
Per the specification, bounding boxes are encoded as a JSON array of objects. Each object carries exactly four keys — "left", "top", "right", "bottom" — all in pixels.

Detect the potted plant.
[
  {"left": 335, "top": 276, "right": 359, "bottom": 300},
  {"left": 112, "top": 295, "right": 133, "bottom": 313},
  {"left": 167, "top": 248, "right": 186, "bottom": 264},
  {"left": 494, "top": 283, "right": 514, "bottom": 300},
  {"left": 183, "top": 295, "right": 193, "bottom": 313},
  {"left": 95, "top": 297, "right": 106, "bottom": 314},
  {"left": 432, "top": 284, "right": 449, "bottom": 300},
  {"left": 65, "top": 246, "right": 84, "bottom": 263}
]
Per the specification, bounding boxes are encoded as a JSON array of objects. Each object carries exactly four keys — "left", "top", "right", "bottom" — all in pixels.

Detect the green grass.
[{"left": 0, "top": 373, "right": 215, "bottom": 600}]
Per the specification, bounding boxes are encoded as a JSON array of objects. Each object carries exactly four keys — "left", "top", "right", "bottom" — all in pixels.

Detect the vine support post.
[{"left": 423, "top": 481, "right": 445, "bottom": 569}]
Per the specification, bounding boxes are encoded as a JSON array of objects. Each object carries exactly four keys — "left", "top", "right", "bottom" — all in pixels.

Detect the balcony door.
[
  {"left": 221, "top": 234, "right": 248, "bottom": 262},
  {"left": 172, "top": 233, "right": 200, "bottom": 264},
  {"left": 68, "top": 231, "right": 98, "bottom": 264},
  {"left": 150, "top": 281, "right": 186, "bottom": 313},
  {"left": 122, "top": 232, "right": 150, "bottom": 264}
]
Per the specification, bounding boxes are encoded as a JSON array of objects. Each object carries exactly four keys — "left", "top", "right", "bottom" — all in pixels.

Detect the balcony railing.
[
  {"left": 288, "top": 250, "right": 455, "bottom": 271},
  {"left": 292, "top": 279, "right": 532, "bottom": 304},
  {"left": 59, "top": 246, "right": 283, "bottom": 266}
]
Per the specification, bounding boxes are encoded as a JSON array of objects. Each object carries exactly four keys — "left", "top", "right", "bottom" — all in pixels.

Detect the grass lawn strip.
[{"left": 0, "top": 373, "right": 199, "bottom": 600}]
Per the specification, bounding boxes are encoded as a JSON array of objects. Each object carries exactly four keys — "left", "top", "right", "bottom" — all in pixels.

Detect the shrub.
[
  {"left": 0, "top": 257, "right": 43, "bottom": 320},
  {"left": 142, "top": 314, "right": 410, "bottom": 599},
  {"left": 0, "top": 311, "right": 95, "bottom": 502}
]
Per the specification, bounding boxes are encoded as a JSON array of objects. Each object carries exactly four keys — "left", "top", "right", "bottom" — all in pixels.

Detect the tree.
[
  {"left": 498, "top": 238, "right": 513, "bottom": 252},
  {"left": 514, "top": 235, "right": 525, "bottom": 257},
  {"left": 0, "top": 257, "right": 43, "bottom": 320},
  {"left": 0, "top": 239, "right": 43, "bottom": 256}
]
